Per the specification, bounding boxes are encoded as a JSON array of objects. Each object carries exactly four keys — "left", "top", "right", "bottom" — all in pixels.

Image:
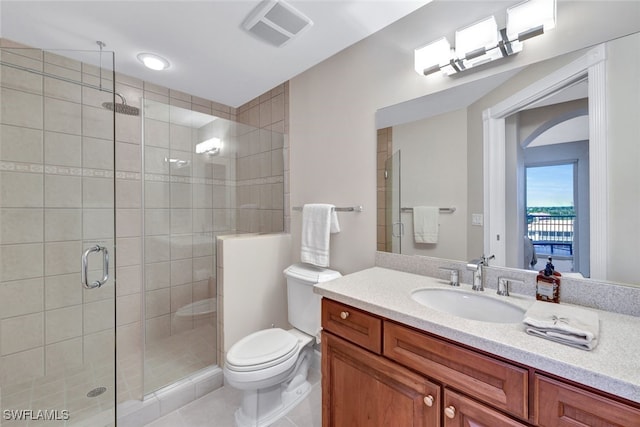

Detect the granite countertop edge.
[{"left": 314, "top": 266, "right": 640, "bottom": 405}]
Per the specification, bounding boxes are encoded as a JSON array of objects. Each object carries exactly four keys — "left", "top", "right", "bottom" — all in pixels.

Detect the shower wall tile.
[
  {"left": 45, "top": 337, "right": 83, "bottom": 374},
  {"left": 170, "top": 259, "right": 193, "bottom": 286},
  {"left": 1, "top": 61, "right": 43, "bottom": 94},
  {"left": 1, "top": 312, "right": 44, "bottom": 355},
  {"left": 145, "top": 209, "right": 170, "bottom": 235},
  {"left": 0, "top": 243, "right": 44, "bottom": 282},
  {"left": 117, "top": 293, "right": 141, "bottom": 326},
  {"left": 1, "top": 171, "right": 43, "bottom": 207},
  {"left": 84, "top": 330, "right": 114, "bottom": 362},
  {"left": 0, "top": 124, "right": 43, "bottom": 163},
  {"left": 44, "top": 131, "right": 82, "bottom": 166},
  {"left": 45, "top": 209, "right": 82, "bottom": 241},
  {"left": 117, "top": 141, "right": 142, "bottom": 172},
  {"left": 44, "top": 66, "right": 81, "bottom": 102},
  {"left": 116, "top": 179, "right": 142, "bottom": 208},
  {"left": 82, "top": 208, "right": 114, "bottom": 240},
  {"left": 44, "top": 97, "right": 82, "bottom": 134},
  {"left": 170, "top": 234, "right": 193, "bottom": 260},
  {"left": 45, "top": 273, "right": 82, "bottom": 310},
  {"left": 144, "top": 119, "right": 170, "bottom": 148},
  {"left": 116, "top": 110, "right": 142, "bottom": 144},
  {"left": 116, "top": 237, "right": 142, "bottom": 267},
  {"left": 44, "top": 240, "right": 81, "bottom": 276},
  {"left": 145, "top": 288, "right": 170, "bottom": 319},
  {"left": 45, "top": 305, "right": 82, "bottom": 344},
  {"left": 44, "top": 174, "right": 81, "bottom": 207},
  {"left": 0, "top": 347, "right": 44, "bottom": 385},
  {"left": 83, "top": 299, "right": 115, "bottom": 334},
  {"left": 145, "top": 262, "right": 170, "bottom": 291},
  {"left": 0, "top": 278, "right": 44, "bottom": 318},
  {"left": 83, "top": 136, "right": 114, "bottom": 170},
  {"left": 116, "top": 265, "right": 142, "bottom": 296},
  {"left": 83, "top": 105, "right": 114, "bottom": 140},
  {"left": 117, "top": 209, "right": 142, "bottom": 238},
  {"left": 0, "top": 87, "right": 43, "bottom": 128},
  {"left": 145, "top": 236, "right": 171, "bottom": 263},
  {"left": 83, "top": 177, "right": 115, "bottom": 208},
  {"left": 0, "top": 208, "right": 43, "bottom": 243}
]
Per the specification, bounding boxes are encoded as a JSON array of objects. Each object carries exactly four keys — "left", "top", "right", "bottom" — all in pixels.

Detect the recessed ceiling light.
[{"left": 137, "top": 52, "right": 170, "bottom": 71}]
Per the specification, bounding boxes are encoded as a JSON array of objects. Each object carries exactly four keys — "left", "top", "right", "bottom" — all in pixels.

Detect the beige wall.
[
  {"left": 392, "top": 108, "right": 468, "bottom": 259},
  {"left": 289, "top": 1, "right": 640, "bottom": 275},
  {"left": 217, "top": 233, "right": 291, "bottom": 364}
]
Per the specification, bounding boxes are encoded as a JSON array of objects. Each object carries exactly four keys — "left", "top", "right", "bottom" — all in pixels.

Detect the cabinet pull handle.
[
  {"left": 444, "top": 406, "right": 456, "bottom": 419},
  {"left": 423, "top": 395, "right": 434, "bottom": 407},
  {"left": 340, "top": 311, "right": 350, "bottom": 320}
]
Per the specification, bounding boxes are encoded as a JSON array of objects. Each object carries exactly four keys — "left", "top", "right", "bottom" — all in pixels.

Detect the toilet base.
[
  {"left": 233, "top": 347, "right": 314, "bottom": 427},
  {"left": 234, "top": 379, "right": 312, "bottom": 427}
]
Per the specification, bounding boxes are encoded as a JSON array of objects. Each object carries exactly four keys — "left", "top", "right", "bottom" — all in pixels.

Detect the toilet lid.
[{"left": 226, "top": 328, "right": 299, "bottom": 371}]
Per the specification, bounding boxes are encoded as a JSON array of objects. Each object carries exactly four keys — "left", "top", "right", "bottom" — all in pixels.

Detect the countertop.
[{"left": 314, "top": 266, "right": 640, "bottom": 404}]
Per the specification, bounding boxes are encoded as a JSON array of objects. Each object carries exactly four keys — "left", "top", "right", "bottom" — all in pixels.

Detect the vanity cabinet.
[
  {"left": 321, "top": 298, "right": 640, "bottom": 427},
  {"left": 535, "top": 375, "right": 640, "bottom": 426}
]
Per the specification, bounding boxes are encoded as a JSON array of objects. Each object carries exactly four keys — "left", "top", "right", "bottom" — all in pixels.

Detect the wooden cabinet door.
[
  {"left": 384, "top": 320, "right": 528, "bottom": 420},
  {"left": 443, "top": 389, "right": 528, "bottom": 427},
  {"left": 322, "top": 331, "right": 440, "bottom": 427},
  {"left": 535, "top": 375, "right": 640, "bottom": 426}
]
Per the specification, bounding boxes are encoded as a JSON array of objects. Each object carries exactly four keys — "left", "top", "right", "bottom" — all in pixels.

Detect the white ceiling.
[{"left": 0, "top": 0, "right": 431, "bottom": 107}]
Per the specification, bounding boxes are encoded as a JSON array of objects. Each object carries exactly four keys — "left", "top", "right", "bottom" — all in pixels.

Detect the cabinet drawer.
[
  {"left": 535, "top": 375, "right": 640, "bottom": 426},
  {"left": 384, "top": 320, "right": 528, "bottom": 420},
  {"left": 444, "top": 389, "right": 528, "bottom": 427},
  {"left": 322, "top": 299, "right": 382, "bottom": 354}
]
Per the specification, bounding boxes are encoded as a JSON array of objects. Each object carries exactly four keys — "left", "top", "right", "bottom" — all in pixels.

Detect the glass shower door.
[{"left": 0, "top": 44, "right": 116, "bottom": 426}]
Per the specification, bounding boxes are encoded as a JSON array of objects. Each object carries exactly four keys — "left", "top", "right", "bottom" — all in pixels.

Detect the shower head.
[{"left": 102, "top": 92, "right": 140, "bottom": 116}]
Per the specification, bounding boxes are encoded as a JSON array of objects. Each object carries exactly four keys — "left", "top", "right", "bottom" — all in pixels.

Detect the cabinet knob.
[
  {"left": 340, "top": 311, "right": 350, "bottom": 320},
  {"left": 423, "top": 395, "right": 434, "bottom": 407},
  {"left": 444, "top": 406, "right": 456, "bottom": 419}
]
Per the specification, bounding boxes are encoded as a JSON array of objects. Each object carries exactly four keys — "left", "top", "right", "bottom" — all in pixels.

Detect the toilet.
[{"left": 223, "top": 263, "right": 341, "bottom": 427}]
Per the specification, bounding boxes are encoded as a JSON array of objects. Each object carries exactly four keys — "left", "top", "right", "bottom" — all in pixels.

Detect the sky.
[{"left": 526, "top": 164, "right": 574, "bottom": 207}]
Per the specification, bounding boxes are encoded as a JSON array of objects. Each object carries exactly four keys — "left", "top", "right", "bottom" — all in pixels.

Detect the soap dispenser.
[{"left": 536, "top": 257, "right": 561, "bottom": 303}]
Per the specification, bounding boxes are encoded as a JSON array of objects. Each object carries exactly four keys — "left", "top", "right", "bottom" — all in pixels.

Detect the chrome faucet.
[{"left": 466, "top": 255, "right": 494, "bottom": 291}]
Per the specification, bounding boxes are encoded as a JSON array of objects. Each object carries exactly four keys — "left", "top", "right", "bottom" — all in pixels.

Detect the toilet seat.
[{"left": 226, "top": 328, "right": 299, "bottom": 372}]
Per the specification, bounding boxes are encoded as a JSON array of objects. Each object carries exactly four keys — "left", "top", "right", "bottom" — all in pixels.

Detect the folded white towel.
[
  {"left": 523, "top": 301, "right": 600, "bottom": 351},
  {"left": 413, "top": 206, "right": 439, "bottom": 244},
  {"left": 300, "top": 204, "right": 340, "bottom": 267}
]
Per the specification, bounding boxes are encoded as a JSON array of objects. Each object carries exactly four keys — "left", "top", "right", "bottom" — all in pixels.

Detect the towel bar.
[
  {"left": 401, "top": 207, "right": 456, "bottom": 213},
  {"left": 293, "top": 205, "right": 363, "bottom": 212}
]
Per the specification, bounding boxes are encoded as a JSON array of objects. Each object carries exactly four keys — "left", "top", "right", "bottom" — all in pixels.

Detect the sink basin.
[{"left": 411, "top": 288, "right": 526, "bottom": 323}]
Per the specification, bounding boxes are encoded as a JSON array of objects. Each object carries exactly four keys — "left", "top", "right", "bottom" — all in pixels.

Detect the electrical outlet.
[{"left": 471, "top": 213, "right": 483, "bottom": 226}]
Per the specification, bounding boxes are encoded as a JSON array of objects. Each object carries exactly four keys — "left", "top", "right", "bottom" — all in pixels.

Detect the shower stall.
[{"left": 0, "top": 40, "right": 286, "bottom": 426}]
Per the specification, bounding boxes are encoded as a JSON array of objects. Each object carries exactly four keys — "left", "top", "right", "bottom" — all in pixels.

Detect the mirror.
[{"left": 376, "top": 30, "right": 640, "bottom": 287}]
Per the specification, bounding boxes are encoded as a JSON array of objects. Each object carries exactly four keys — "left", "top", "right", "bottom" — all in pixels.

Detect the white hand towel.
[
  {"left": 523, "top": 301, "right": 600, "bottom": 351},
  {"left": 413, "top": 206, "right": 439, "bottom": 244},
  {"left": 300, "top": 204, "right": 340, "bottom": 267}
]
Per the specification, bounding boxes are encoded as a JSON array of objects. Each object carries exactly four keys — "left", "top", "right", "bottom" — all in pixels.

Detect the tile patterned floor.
[{"left": 143, "top": 368, "right": 321, "bottom": 427}]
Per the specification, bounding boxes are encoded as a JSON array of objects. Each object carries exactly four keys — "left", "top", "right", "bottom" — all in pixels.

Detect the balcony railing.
[{"left": 527, "top": 214, "right": 575, "bottom": 257}]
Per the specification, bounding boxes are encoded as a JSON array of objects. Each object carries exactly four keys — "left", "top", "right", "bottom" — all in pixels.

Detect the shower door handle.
[
  {"left": 81, "top": 245, "right": 109, "bottom": 289},
  {"left": 392, "top": 222, "right": 405, "bottom": 238}
]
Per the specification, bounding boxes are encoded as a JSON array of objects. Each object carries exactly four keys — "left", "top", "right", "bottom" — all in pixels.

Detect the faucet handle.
[
  {"left": 497, "top": 278, "right": 510, "bottom": 296},
  {"left": 482, "top": 254, "right": 496, "bottom": 265},
  {"left": 439, "top": 267, "right": 460, "bottom": 287}
]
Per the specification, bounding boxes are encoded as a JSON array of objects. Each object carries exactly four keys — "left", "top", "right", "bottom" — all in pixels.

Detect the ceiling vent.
[{"left": 243, "top": 0, "right": 313, "bottom": 47}]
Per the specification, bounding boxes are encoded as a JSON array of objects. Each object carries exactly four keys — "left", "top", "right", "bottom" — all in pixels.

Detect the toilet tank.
[{"left": 283, "top": 263, "right": 341, "bottom": 336}]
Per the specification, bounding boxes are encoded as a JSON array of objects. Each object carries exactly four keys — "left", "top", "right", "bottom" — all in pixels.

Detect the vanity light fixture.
[
  {"left": 414, "top": 0, "right": 556, "bottom": 77},
  {"left": 137, "top": 52, "right": 170, "bottom": 71},
  {"left": 196, "top": 137, "right": 222, "bottom": 156}
]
